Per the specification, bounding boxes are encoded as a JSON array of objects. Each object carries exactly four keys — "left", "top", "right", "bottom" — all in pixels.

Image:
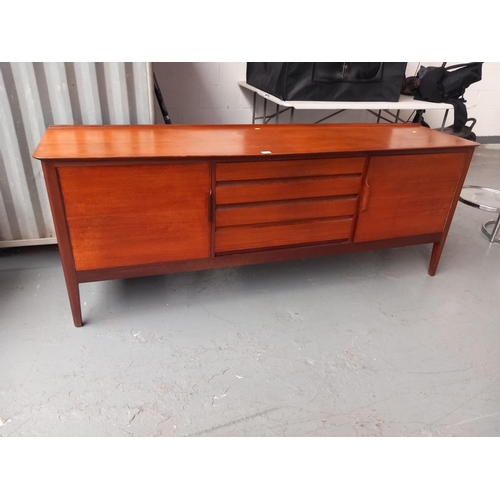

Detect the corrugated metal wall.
[{"left": 0, "top": 62, "right": 155, "bottom": 248}]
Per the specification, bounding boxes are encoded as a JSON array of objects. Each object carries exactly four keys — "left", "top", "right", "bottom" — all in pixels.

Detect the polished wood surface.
[
  {"left": 215, "top": 156, "right": 362, "bottom": 252},
  {"left": 216, "top": 158, "right": 364, "bottom": 181},
  {"left": 215, "top": 217, "right": 353, "bottom": 253},
  {"left": 59, "top": 163, "right": 211, "bottom": 270},
  {"left": 216, "top": 176, "right": 361, "bottom": 205},
  {"left": 77, "top": 234, "right": 443, "bottom": 283},
  {"left": 428, "top": 148, "right": 476, "bottom": 276},
  {"left": 354, "top": 153, "right": 467, "bottom": 242},
  {"left": 41, "top": 161, "right": 83, "bottom": 327},
  {"left": 34, "top": 123, "right": 479, "bottom": 326},
  {"left": 33, "top": 124, "right": 478, "bottom": 160},
  {"left": 216, "top": 197, "right": 357, "bottom": 227}
]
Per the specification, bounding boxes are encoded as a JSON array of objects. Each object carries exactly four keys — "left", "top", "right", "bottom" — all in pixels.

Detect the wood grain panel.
[
  {"left": 216, "top": 197, "right": 357, "bottom": 227},
  {"left": 216, "top": 157, "right": 364, "bottom": 181},
  {"left": 59, "top": 163, "right": 210, "bottom": 270},
  {"left": 354, "top": 153, "right": 466, "bottom": 242},
  {"left": 33, "top": 124, "right": 479, "bottom": 161},
  {"left": 216, "top": 176, "right": 361, "bottom": 205},
  {"left": 77, "top": 234, "right": 442, "bottom": 283},
  {"left": 41, "top": 161, "right": 83, "bottom": 327},
  {"left": 215, "top": 217, "right": 353, "bottom": 253}
]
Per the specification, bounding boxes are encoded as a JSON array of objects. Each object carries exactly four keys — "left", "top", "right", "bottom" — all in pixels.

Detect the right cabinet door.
[{"left": 354, "top": 152, "right": 467, "bottom": 242}]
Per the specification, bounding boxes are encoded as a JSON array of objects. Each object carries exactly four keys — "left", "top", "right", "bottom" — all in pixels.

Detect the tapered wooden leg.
[
  {"left": 42, "top": 161, "right": 83, "bottom": 327},
  {"left": 61, "top": 268, "right": 83, "bottom": 327},
  {"left": 428, "top": 149, "right": 475, "bottom": 277},
  {"left": 68, "top": 281, "right": 83, "bottom": 327},
  {"left": 428, "top": 240, "right": 444, "bottom": 276}
]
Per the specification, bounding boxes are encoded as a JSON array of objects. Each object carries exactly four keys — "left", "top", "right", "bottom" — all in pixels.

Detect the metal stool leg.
[{"left": 481, "top": 213, "right": 500, "bottom": 243}]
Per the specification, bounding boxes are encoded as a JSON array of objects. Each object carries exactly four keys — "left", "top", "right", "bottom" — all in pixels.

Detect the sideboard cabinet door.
[
  {"left": 354, "top": 153, "right": 467, "bottom": 242},
  {"left": 58, "top": 163, "right": 211, "bottom": 270}
]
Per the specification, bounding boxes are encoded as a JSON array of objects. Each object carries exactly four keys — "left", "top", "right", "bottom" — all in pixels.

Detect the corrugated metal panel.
[{"left": 0, "top": 62, "right": 155, "bottom": 248}]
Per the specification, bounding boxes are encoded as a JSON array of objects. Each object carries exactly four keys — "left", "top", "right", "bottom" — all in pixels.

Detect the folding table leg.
[{"left": 441, "top": 109, "right": 449, "bottom": 131}]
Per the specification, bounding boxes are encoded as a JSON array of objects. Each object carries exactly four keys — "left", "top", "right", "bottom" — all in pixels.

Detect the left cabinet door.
[{"left": 58, "top": 163, "right": 211, "bottom": 270}]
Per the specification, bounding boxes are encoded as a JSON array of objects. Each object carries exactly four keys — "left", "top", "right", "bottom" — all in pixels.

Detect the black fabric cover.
[
  {"left": 246, "top": 63, "right": 408, "bottom": 102},
  {"left": 414, "top": 62, "right": 483, "bottom": 132}
]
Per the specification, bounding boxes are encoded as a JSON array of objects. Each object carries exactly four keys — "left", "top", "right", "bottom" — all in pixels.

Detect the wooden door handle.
[
  {"left": 207, "top": 190, "right": 213, "bottom": 222},
  {"left": 360, "top": 177, "right": 371, "bottom": 212}
]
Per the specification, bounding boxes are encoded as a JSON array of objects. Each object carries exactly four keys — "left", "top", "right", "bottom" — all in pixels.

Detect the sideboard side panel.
[{"left": 41, "top": 161, "right": 83, "bottom": 327}]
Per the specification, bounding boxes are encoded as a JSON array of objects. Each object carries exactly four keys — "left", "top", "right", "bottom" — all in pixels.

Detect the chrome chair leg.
[{"left": 481, "top": 213, "right": 500, "bottom": 243}]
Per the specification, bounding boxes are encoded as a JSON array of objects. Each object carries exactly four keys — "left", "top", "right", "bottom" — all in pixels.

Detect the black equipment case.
[
  {"left": 246, "top": 63, "right": 407, "bottom": 102},
  {"left": 414, "top": 62, "right": 483, "bottom": 133}
]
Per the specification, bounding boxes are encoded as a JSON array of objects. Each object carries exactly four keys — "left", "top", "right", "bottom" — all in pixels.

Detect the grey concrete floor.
[{"left": 1, "top": 145, "right": 500, "bottom": 437}]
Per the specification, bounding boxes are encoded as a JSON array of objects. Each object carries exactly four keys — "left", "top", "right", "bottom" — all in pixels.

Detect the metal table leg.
[
  {"left": 440, "top": 109, "right": 449, "bottom": 131},
  {"left": 315, "top": 109, "right": 346, "bottom": 124},
  {"left": 252, "top": 93, "right": 256, "bottom": 124}
]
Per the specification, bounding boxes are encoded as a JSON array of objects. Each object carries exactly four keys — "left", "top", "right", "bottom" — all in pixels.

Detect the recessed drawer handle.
[
  {"left": 360, "top": 178, "right": 371, "bottom": 212},
  {"left": 207, "top": 190, "right": 213, "bottom": 222}
]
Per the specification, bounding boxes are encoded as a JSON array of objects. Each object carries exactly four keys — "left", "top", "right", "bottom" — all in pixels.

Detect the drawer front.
[
  {"left": 216, "top": 157, "right": 364, "bottom": 181},
  {"left": 215, "top": 157, "right": 364, "bottom": 253},
  {"left": 216, "top": 176, "right": 362, "bottom": 205},
  {"left": 216, "top": 197, "right": 357, "bottom": 227},
  {"left": 215, "top": 218, "right": 353, "bottom": 254}
]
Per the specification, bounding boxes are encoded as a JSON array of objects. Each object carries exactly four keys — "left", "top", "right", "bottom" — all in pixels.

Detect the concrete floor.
[{"left": 1, "top": 145, "right": 500, "bottom": 437}]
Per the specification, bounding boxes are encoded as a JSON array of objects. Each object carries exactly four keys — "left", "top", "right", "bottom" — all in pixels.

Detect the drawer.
[
  {"left": 215, "top": 217, "right": 353, "bottom": 254},
  {"left": 216, "top": 157, "right": 365, "bottom": 181},
  {"left": 216, "top": 176, "right": 362, "bottom": 205},
  {"left": 216, "top": 197, "right": 357, "bottom": 227}
]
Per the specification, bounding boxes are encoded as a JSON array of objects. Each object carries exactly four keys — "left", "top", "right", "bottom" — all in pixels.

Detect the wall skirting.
[{"left": 477, "top": 136, "right": 500, "bottom": 144}]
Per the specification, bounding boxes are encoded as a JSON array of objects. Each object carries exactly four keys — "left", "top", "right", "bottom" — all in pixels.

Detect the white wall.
[{"left": 153, "top": 62, "right": 500, "bottom": 137}]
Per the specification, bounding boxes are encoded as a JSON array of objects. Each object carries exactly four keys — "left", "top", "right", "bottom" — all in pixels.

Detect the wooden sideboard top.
[{"left": 33, "top": 123, "right": 479, "bottom": 161}]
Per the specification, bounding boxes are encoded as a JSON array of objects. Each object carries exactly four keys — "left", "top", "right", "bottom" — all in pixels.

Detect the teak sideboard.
[{"left": 33, "top": 123, "right": 479, "bottom": 327}]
